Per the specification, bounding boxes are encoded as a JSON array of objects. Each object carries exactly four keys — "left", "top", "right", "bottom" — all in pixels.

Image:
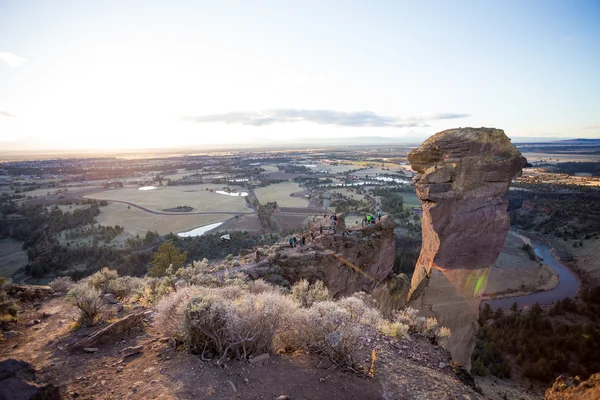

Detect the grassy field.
[
  {"left": 84, "top": 184, "right": 250, "bottom": 213},
  {"left": 255, "top": 182, "right": 309, "bottom": 207},
  {"left": 0, "top": 238, "right": 28, "bottom": 279},
  {"left": 520, "top": 151, "right": 600, "bottom": 163},
  {"left": 96, "top": 202, "right": 235, "bottom": 236}
]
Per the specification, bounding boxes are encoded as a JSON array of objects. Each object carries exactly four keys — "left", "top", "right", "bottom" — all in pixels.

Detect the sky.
[{"left": 0, "top": 0, "right": 599, "bottom": 150}]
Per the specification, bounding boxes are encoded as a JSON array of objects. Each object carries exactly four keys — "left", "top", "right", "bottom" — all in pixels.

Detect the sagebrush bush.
[
  {"left": 66, "top": 284, "right": 106, "bottom": 326},
  {"left": 290, "top": 279, "right": 330, "bottom": 307},
  {"left": 155, "top": 286, "right": 200, "bottom": 337},
  {"left": 377, "top": 320, "right": 409, "bottom": 339},
  {"left": 393, "top": 307, "right": 451, "bottom": 344},
  {"left": 297, "top": 300, "right": 372, "bottom": 369},
  {"left": 132, "top": 277, "right": 172, "bottom": 305},
  {"left": 182, "top": 288, "right": 296, "bottom": 362},
  {"left": 0, "top": 278, "right": 19, "bottom": 328},
  {"left": 246, "top": 279, "right": 278, "bottom": 294},
  {"left": 49, "top": 276, "right": 75, "bottom": 293},
  {"left": 85, "top": 267, "right": 124, "bottom": 297}
]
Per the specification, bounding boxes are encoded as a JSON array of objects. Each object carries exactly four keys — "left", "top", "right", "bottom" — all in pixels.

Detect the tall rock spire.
[{"left": 408, "top": 127, "right": 526, "bottom": 369}]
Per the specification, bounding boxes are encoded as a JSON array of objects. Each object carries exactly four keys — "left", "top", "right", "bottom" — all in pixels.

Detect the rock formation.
[
  {"left": 240, "top": 215, "right": 410, "bottom": 315},
  {"left": 0, "top": 359, "right": 60, "bottom": 400},
  {"left": 545, "top": 373, "right": 600, "bottom": 400},
  {"left": 407, "top": 127, "right": 526, "bottom": 369}
]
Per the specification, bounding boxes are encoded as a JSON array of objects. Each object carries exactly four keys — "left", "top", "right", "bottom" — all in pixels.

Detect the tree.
[{"left": 149, "top": 241, "right": 187, "bottom": 277}]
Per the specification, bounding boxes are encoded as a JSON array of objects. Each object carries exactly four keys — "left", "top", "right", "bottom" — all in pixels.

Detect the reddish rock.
[
  {"left": 407, "top": 127, "right": 526, "bottom": 370},
  {"left": 545, "top": 374, "right": 600, "bottom": 400}
]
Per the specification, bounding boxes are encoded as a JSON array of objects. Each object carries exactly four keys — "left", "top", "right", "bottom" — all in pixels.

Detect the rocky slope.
[
  {"left": 0, "top": 292, "right": 485, "bottom": 400},
  {"left": 407, "top": 127, "right": 526, "bottom": 369}
]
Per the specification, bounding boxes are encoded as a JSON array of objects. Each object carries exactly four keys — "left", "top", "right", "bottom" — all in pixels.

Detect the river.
[{"left": 483, "top": 235, "right": 580, "bottom": 310}]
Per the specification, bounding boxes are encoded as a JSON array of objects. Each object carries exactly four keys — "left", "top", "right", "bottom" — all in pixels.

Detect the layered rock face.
[
  {"left": 242, "top": 215, "right": 410, "bottom": 315},
  {"left": 407, "top": 127, "right": 526, "bottom": 369}
]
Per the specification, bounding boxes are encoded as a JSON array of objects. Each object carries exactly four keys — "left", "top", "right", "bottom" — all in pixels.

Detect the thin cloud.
[
  {"left": 184, "top": 109, "right": 469, "bottom": 128},
  {"left": 0, "top": 110, "right": 16, "bottom": 118},
  {"left": 582, "top": 125, "right": 600, "bottom": 130},
  {"left": 0, "top": 52, "right": 27, "bottom": 67}
]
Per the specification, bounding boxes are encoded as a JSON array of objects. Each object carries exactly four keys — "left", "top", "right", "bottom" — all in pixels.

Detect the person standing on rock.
[
  {"left": 319, "top": 225, "right": 323, "bottom": 235},
  {"left": 292, "top": 236, "right": 297, "bottom": 247},
  {"left": 301, "top": 235, "right": 306, "bottom": 247},
  {"left": 378, "top": 211, "right": 382, "bottom": 221},
  {"left": 289, "top": 236, "right": 294, "bottom": 248}
]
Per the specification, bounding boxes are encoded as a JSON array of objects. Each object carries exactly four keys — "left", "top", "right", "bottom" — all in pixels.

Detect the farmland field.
[
  {"left": 0, "top": 238, "right": 28, "bottom": 279},
  {"left": 255, "top": 182, "right": 309, "bottom": 207},
  {"left": 96, "top": 202, "right": 235, "bottom": 236},
  {"left": 83, "top": 184, "right": 250, "bottom": 213}
]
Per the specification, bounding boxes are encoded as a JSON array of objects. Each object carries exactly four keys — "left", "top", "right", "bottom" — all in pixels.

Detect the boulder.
[
  {"left": 0, "top": 359, "right": 60, "bottom": 400},
  {"left": 545, "top": 373, "right": 600, "bottom": 400},
  {"left": 122, "top": 345, "right": 144, "bottom": 357},
  {"left": 73, "top": 312, "right": 145, "bottom": 350},
  {"left": 407, "top": 127, "right": 526, "bottom": 370}
]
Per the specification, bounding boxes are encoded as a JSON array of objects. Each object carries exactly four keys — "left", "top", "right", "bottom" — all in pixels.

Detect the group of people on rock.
[
  {"left": 362, "top": 211, "right": 382, "bottom": 227},
  {"left": 288, "top": 231, "right": 315, "bottom": 248},
  {"left": 288, "top": 210, "right": 382, "bottom": 249}
]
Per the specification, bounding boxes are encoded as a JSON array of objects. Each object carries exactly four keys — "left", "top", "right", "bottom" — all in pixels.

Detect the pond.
[
  {"left": 216, "top": 190, "right": 248, "bottom": 197},
  {"left": 177, "top": 221, "right": 224, "bottom": 237}
]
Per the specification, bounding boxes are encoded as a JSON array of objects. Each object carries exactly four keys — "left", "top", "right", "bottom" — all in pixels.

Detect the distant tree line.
[{"left": 473, "top": 291, "right": 600, "bottom": 383}]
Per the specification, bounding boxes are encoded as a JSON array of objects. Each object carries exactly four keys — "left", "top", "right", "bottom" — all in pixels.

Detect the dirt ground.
[
  {"left": 0, "top": 238, "right": 28, "bottom": 279},
  {"left": 550, "top": 236, "right": 600, "bottom": 285},
  {"left": 96, "top": 202, "right": 236, "bottom": 236},
  {"left": 0, "top": 297, "right": 383, "bottom": 400},
  {"left": 483, "top": 231, "right": 558, "bottom": 298}
]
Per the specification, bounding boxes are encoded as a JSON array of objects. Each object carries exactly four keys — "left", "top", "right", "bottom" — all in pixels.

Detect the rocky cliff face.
[
  {"left": 407, "top": 127, "right": 526, "bottom": 370},
  {"left": 243, "top": 215, "right": 409, "bottom": 314}
]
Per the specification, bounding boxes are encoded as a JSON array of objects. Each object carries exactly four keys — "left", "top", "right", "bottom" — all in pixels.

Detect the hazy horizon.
[{"left": 1, "top": 1, "right": 599, "bottom": 151}]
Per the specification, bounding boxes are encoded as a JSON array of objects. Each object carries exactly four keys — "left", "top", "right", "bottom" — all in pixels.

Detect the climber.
[
  {"left": 378, "top": 211, "right": 382, "bottom": 221},
  {"left": 292, "top": 236, "right": 297, "bottom": 247},
  {"left": 288, "top": 236, "right": 294, "bottom": 248},
  {"left": 301, "top": 235, "right": 306, "bottom": 247}
]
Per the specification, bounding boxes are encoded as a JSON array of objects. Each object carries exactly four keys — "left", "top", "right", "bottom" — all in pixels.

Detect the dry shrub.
[
  {"left": 118, "top": 276, "right": 144, "bottom": 298},
  {"left": 0, "top": 278, "right": 19, "bottom": 328},
  {"left": 393, "top": 307, "right": 451, "bottom": 344},
  {"left": 176, "top": 259, "right": 212, "bottom": 285},
  {"left": 132, "top": 277, "right": 172, "bottom": 305},
  {"left": 155, "top": 286, "right": 200, "bottom": 338},
  {"left": 295, "top": 300, "right": 375, "bottom": 369},
  {"left": 290, "top": 279, "right": 330, "bottom": 307},
  {"left": 182, "top": 289, "right": 296, "bottom": 362},
  {"left": 49, "top": 276, "right": 74, "bottom": 293},
  {"left": 377, "top": 320, "right": 409, "bottom": 339},
  {"left": 66, "top": 284, "right": 106, "bottom": 326},
  {"left": 246, "top": 279, "right": 278, "bottom": 294},
  {"left": 85, "top": 267, "right": 124, "bottom": 298}
]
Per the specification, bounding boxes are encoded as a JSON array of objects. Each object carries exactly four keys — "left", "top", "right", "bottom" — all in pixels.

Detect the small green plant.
[{"left": 66, "top": 285, "right": 106, "bottom": 326}]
